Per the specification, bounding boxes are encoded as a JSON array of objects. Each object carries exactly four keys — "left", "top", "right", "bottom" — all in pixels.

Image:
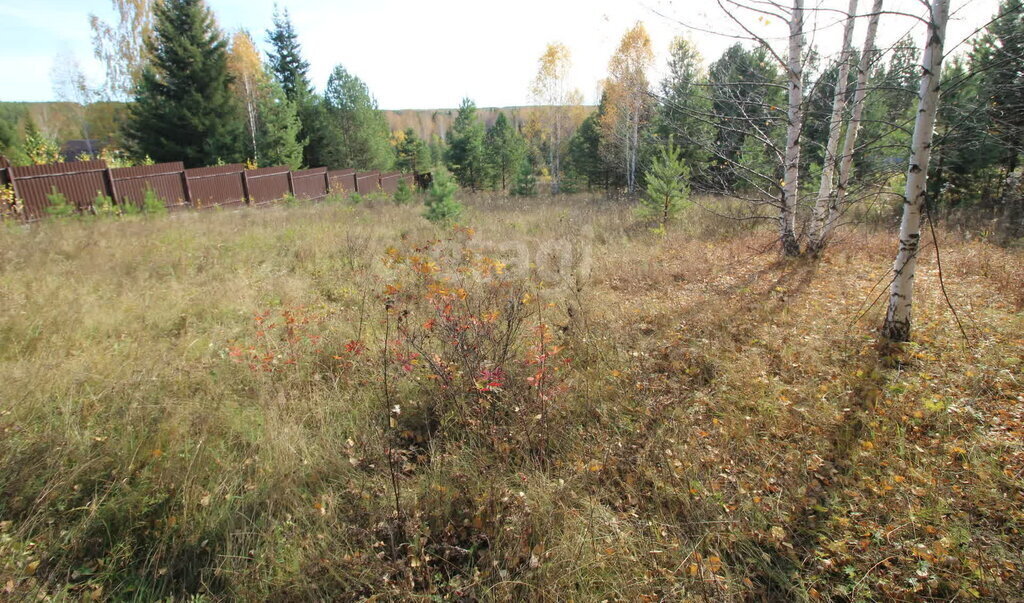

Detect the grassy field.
[{"left": 0, "top": 195, "right": 1021, "bottom": 600}]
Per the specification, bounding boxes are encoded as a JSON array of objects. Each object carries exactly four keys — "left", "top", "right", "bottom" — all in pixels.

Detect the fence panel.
[
  {"left": 185, "top": 164, "right": 245, "bottom": 209},
  {"left": 327, "top": 168, "right": 356, "bottom": 194},
  {"left": 379, "top": 172, "right": 401, "bottom": 194},
  {"left": 291, "top": 167, "right": 327, "bottom": 200},
  {"left": 8, "top": 160, "right": 110, "bottom": 221},
  {"left": 355, "top": 171, "right": 381, "bottom": 194},
  {"left": 109, "top": 162, "right": 188, "bottom": 211},
  {"left": 400, "top": 173, "right": 415, "bottom": 189},
  {"left": 244, "top": 166, "right": 291, "bottom": 205}
]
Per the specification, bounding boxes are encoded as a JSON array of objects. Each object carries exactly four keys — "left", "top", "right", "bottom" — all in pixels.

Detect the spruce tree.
[
  {"left": 445, "top": 98, "right": 487, "bottom": 190},
  {"left": 567, "top": 109, "right": 606, "bottom": 190},
  {"left": 126, "top": 0, "right": 245, "bottom": 167},
  {"left": 653, "top": 38, "right": 711, "bottom": 180},
  {"left": 255, "top": 78, "right": 304, "bottom": 169},
  {"left": 265, "top": 8, "right": 311, "bottom": 102},
  {"left": 266, "top": 8, "right": 328, "bottom": 168}
]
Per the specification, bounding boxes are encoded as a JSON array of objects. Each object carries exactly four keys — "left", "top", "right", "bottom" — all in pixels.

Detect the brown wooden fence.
[{"left": 0, "top": 158, "right": 415, "bottom": 221}]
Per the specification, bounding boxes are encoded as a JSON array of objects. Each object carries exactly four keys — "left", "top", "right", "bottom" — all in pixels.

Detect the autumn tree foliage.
[
  {"left": 227, "top": 30, "right": 266, "bottom": 162},
  {"left": 599, "top": 23, "right": 655, "bottom": 195},
  {"left": 529, "top": 43, "right": 584, "bottom": 194},
  {"left": 89, "top": 0, "right": 156, "bottom": 100}
]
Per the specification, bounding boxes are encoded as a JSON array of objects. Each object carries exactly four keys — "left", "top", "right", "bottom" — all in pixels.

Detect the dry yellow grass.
[{"left": 0, "top": 195, "right": 1020, "bottom": 600}]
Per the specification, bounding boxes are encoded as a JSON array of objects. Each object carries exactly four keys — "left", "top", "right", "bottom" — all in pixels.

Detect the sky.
[{"left": 0, "top": 0, "right": 1002, "bottom": 109}]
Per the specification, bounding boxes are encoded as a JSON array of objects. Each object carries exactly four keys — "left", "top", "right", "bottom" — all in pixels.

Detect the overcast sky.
[{"left": 0, "top": 0, "right": 1001, "bottom": 109}]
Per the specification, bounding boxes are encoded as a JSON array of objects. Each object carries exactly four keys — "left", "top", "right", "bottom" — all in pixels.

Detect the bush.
[
  {"left": 0, "top": 184, "right": 21, "bottom": 221},
  {"left": 93, "top": 193, "right": 117, "bottom": 217},
  {"left": 423, "top": 168, "right": 463, "bottom": 224},
  {"left": 45, "top": 187, "right": 75, "bottom": 218},
  {"left": 348, "top": 192, "right": 364, "bottom": 205}
]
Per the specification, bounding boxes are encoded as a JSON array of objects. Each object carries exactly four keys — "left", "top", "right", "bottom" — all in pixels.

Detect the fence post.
[
  {"left": 180, "top": 170, "right": 193, "bottom": 207},
  {"left": 102, "top": 167, "right": 119, "bottom": 206},
  {"left": 322, "top": 171, "right": 329, "bottom": 200},
  {"left": 240, "top": 169, "right": 251, "bottom": 206},
  {"left": 287, "top": 171, "right": 295, "bottom": 196}
]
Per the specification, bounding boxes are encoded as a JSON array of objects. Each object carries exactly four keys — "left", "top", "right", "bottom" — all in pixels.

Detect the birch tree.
[
  {"left": 821, "top": 0, "right": 884, "bottom": 252},
  {"left": 600, "top": 23, "right": 655, "bottom": 195},
  {"left": 780, "top": 0, "right": 805, "bottom": 256},
  {"left": 50, "top": 50, "right": 99, "bottom": 154},
  {"left": 530, "top": 43, "right": 584, "bottom": 194},
  {"left": 227, "top": 30, "right": 265, "bottom": 163},
  {"left": 709, "top": 0, "right": 805, "bottom": 255},
  {"left": 882, "top": 0, "right": 950, "bottom": 342},
  {"left": 89, "top": 0, "right": 156, "bottom": 100},
  {"left": 807, "top": 0, "right": 858, "bottom": 254}
]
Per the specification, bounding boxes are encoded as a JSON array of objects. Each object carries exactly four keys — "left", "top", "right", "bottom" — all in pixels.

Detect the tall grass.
[{"left": 0, "top": 195, "right": 1021, "bottom": 600}]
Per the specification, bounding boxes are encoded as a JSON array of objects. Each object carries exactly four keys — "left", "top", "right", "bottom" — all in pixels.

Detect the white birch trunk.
[
  {"left": 808, "top": 0, "right": 858, "bottom": 254},
  {"left": 243, "top": 74, "right": 258, "bottom": 163},
  {"left": 882, "top": 0, "right": 949, "bottom": 342},
  {"left": 780, "top": 0, "right": 804, "bottom": 256},
  {"left": 827, "top": 0, "right": 883, "bottom": 246}
]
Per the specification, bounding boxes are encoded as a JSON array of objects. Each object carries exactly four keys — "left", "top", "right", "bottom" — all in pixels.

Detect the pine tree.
[
  {"left": 396, "top": 127, "right": 430, "bottom": 172},
  {"left": 423, "top": 167, "right": 463, "bottom": 223},
  {"left": 640, "top": 142, "right": 690, "bottom": 231},
  {"left": 706, "top": 44, "right": 783, "bottom": 193},
  {"left": 323, "top": 64, "right": 394, "bottom": 170},
  {"left": 125, "top": 0, "right": 245, "bottom": 167},
  {"left": 511, "top": 161, "right": 538, "bottom": 196},
  {"left": 485, "top": 113, "right": 527, "bottom": 190},
  {"left": 445, "top": 98, "right": 487, "bottom": 190}
]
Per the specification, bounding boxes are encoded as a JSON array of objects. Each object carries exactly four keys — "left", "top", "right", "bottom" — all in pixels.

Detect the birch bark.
[
  {"left": 808, "top": 0, "right": 858, "bottom": 254},
  {"left": 882, "top": 0, "right": 949, "bottom": 342},
  {"left": 827, "top": 0, "right": 883, "bottom": 247},
  {"left": 780, "top": 0, "right": 804, "bottom": 256}
]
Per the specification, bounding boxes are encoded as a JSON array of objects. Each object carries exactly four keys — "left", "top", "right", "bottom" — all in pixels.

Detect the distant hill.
[
  {"left": 1, "top": 102, "right": 596, "bottom": 148},
  {"left": 384, "top": 106, "right": 596, "bottom": 141}
]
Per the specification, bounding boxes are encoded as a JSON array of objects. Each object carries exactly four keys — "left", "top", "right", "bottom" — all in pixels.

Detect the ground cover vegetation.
[{"left": 0, "top": 194, "right": 1021, "bottom": 599}]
